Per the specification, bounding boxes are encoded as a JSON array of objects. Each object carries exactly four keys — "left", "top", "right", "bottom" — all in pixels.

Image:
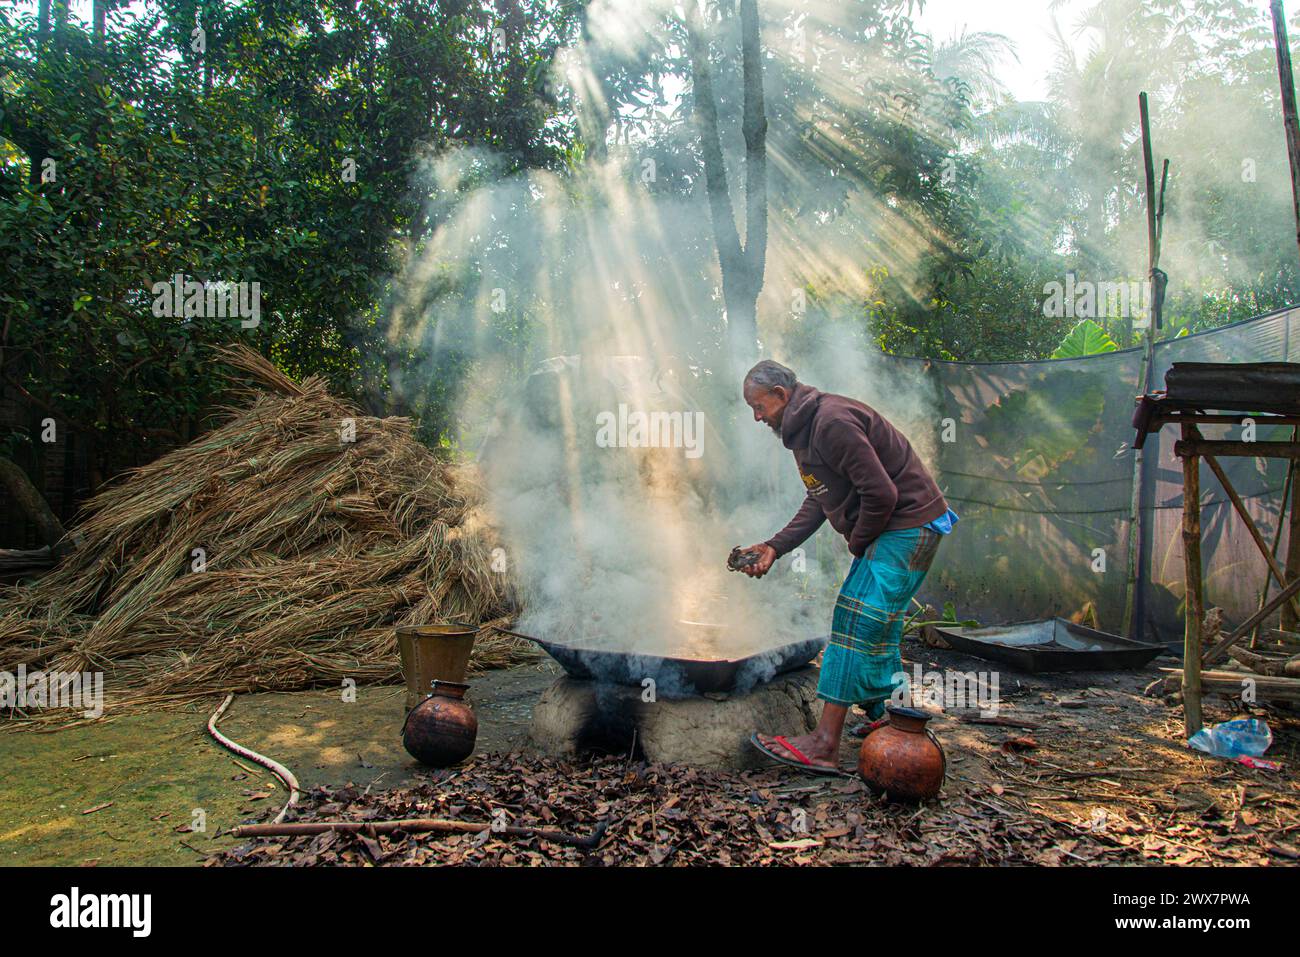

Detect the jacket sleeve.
[
  {"left": 822, "top": 418, "right": 898, "bottom": 557},
  {"left": 764, "top": 494, "right": 826, "bottom": 558}
]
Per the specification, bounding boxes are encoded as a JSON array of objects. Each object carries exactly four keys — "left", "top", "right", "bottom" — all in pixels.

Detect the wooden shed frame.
[{"left": 1145, "top": 410, "right": 1300, "bottom": 736}]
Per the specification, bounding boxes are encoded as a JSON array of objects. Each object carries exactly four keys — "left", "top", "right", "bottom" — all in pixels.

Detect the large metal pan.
[
  {"left": 500, "top": 629, "right": 827, "bottom": 695},
  {"left": 933, "top": 618, "right": 1164, "bottom": 673}
]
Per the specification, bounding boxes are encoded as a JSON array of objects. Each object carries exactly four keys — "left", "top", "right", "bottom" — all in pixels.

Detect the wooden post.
[
  {"left": 1272, "top": 0, "right": 1300, "bottom": 265},
  {"left": 1180, "top": 424, "right": 1204, "bottom": 736},
  {"left": 1269, "top": 0, "right": 1300, "bottom": 630},
  {"left": 1124, "top": 92, "right": 1164, "bottom": 638}
]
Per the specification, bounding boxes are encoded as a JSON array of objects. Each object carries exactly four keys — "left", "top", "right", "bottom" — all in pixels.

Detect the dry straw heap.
[{"left": 0, "top": 346, "right": 525, "bottom": 719}]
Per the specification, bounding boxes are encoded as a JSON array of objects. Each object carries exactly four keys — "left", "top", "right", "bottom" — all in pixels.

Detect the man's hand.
[{"left": 741, "top": 543, "right": 777, "bottom": 579}]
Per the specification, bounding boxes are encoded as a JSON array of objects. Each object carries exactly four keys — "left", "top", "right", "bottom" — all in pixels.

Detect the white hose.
[{"left": 206, "top": 693, "right": 301, "bottom": 825}]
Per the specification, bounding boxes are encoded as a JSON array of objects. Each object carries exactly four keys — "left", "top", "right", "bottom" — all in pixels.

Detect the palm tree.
[{"left": 926, "top": 28, "right": 1019, "bottom": 110}]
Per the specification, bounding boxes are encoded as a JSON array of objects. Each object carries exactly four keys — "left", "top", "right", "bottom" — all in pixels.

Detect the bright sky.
[{"left": 913, "top": 0, "right": 1089, "bottom": 102}]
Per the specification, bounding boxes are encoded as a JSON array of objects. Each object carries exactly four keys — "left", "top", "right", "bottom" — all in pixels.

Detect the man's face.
[{"left": 743, "top": 383, "right": 791, "bottom": 436}]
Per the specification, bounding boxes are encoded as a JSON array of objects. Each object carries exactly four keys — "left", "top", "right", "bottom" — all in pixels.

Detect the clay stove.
[{"left": 505, "top": 629, "right": 829, "bottom": 769}]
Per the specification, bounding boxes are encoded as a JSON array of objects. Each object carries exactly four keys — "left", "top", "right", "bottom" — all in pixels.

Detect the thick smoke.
[
  {"left": 384, "top": 2, "right": 950, "bottom": 661},
  {"left": 390, "top": 155, "right": 943, "bottom": 661}
]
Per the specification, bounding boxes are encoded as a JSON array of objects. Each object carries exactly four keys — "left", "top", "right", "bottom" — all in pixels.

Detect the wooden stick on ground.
[
  {"left": 958, "top": 715, "right": 1042, "bottom": 730},
  {"left": 1158, "top": 667, "right": 1300, "bottom": 702},
  {"left": 1226, "top": 645, "right": 1300, "bottom": 677},
  {"left": 1267, "top": 629, "right": 1300, "bottom": 649}
]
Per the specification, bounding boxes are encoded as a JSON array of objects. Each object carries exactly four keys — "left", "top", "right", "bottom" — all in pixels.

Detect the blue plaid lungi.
[{"left": 818, "top": 525, "right": 943, "bottom": 716}]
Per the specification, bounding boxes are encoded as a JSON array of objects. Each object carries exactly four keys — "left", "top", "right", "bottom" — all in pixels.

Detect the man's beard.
[{"left": 767, "top": 420, "right": 781, "bottom": 436}]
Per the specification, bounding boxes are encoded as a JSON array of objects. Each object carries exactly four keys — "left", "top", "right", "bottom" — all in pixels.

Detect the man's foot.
[{"left": 753, "top": 731, "right": 839, "bottom": 770}]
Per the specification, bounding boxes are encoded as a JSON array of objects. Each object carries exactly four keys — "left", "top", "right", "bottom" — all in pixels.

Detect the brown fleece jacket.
[{"left": 764, "top": 383, "right": 947, "bottom": 559}]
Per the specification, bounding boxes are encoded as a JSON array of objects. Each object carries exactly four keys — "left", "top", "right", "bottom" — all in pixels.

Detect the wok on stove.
[{"left": 501, "top": 629, "right": 827, "bottom": 695}]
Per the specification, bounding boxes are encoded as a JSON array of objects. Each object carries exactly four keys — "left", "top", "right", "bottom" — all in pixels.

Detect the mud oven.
[{"left": 507, "top": 631, "right": 828, "bottom": 769}]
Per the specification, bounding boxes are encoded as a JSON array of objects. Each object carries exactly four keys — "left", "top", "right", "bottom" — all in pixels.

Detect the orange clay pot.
[{"left": 857, "top": 705, "right": 946, "bottom": 802}]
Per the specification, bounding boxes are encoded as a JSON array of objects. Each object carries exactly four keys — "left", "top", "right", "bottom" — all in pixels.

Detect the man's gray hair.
[{"left": 744, "top": 359, "right": 797, "bottom": 394}]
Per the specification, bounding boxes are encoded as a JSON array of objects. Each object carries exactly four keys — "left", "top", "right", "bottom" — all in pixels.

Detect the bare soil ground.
[{"left": 0, "top": 660, "right": 559, "bottom": 866}]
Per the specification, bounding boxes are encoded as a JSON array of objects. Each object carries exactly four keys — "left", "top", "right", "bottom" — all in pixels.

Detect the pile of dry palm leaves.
[{"left": 0, "top": 346, "right": 526, "bottom": 719}]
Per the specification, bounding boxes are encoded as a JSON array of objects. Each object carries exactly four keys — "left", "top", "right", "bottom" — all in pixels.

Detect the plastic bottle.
[{"left": 1187, "top": 717, "right": 1272, "bottom": 758}]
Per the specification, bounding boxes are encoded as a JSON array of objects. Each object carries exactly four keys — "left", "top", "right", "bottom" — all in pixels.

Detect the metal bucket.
[{"left": 396, "top": 622, "right": 478, "bottom": 711}]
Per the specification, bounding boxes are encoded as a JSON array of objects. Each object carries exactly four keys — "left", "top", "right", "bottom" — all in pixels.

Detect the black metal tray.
[
  {"left": 500, "top": 629, "right": 827, "bottom": 695},
  {"left": 933, "top": 618, "right": 1164, "bottom": 673}
]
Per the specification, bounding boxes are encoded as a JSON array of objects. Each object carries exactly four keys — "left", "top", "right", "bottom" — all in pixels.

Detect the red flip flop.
[
  {"left": 749, "top": 732, "right": 849, "bottom": 777},
  {"left": 849, "top": 717, "right": 890, "bottom": 739}
]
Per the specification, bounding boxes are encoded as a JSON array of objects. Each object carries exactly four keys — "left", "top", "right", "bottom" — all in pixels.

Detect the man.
[{"left": 739, "top": 359, "right": 958, "bottom": 774}]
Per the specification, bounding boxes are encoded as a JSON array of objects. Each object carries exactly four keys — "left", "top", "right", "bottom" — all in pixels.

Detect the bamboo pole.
[
  {"left": 1123, "top": 91, "right": 1165, "bottom": 639},
  {"left": 1269, "top": 0, "right": 1300, "bottom": 632},
  {"left": 1140, "top": 93, "right": 1159, "bottom": 284},
  {"left": 1180, "top": 424, "right": 1204, "bottom": 736},
  {"left": 1271, "top": 0, "right": 1300, "bottom": 266}
]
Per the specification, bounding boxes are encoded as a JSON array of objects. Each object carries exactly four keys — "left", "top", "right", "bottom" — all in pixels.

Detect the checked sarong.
[{"left": 818, "top": 526, "right": 942, "bottom": 716}]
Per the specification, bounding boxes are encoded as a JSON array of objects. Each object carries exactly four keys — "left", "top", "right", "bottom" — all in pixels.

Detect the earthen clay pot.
[
  {"left": 401, "top": 680, "right": 478, "bottom": 767},
  {"left": 857, "top": 705, "right": 945, "bottom": 802}
]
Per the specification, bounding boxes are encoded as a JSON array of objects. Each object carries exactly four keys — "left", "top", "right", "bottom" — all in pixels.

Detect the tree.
[
  {"left": 0, "top": 0, "right": 582, "bottom": 487},
  {"left": 686, "top": 0, "right": 767, "bottom": 362}
]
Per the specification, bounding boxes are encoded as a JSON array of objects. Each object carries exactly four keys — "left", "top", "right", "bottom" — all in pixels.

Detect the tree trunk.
[
  {"left": 53, "top": 0, "right": 69, "bottom": 52},
  {"left": 37, "top": 0, "right": 51, "bottom": 50},
  {"left": 0, "top": 455, "right": 67, "bottom": 552},
  {"left": 687, "top": 0, "right": 768, "bottom": 367}
]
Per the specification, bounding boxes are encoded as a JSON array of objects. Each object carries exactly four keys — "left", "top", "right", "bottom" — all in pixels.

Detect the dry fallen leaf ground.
[{"left": 213, "top": 644, "right": 1300, "bottom": 867}]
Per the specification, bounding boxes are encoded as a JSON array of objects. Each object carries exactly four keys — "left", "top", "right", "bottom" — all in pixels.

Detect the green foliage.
[
  {"left": 981, "top": 372, "right": 1112, "bottom": 484},
  {"left": 1051, "top": 320, "right": 1120, "bottom": 359},
  {"left": 3, "top": 0, "right": 1297, "bottom": 499},
  {"left": 0, "top": 0, "right": 580, "bottom": 480},
  {"left": 951, "top": 0, "right": 1299, "bottom": 357}
]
